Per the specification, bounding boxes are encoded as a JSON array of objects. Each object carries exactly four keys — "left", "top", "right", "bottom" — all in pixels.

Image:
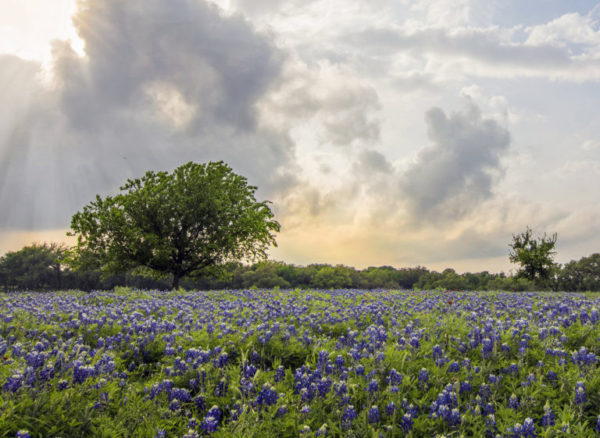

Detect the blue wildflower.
[
  {"left": 274, "top": 365, "right": 285, "bottom": 382},
  {"left": 366, "top": 379, "right": 379, "bottom": 394},
  {"left": 386, "top": 401, "right": 396, "bottom": 416},
  {"left": 541, "top": 402, "right": 555, "bottom": 427},
  {"left": 342, "top": 405, "right": 357, "bottom": 429},
  {"left": 400, "top": 413, "right": 413, "bottom": 432},
  {"left": 368, "top": 405, "right": 380, "bottom": 424},
  {"left": 575, "top": 381, "right": 587, "bottom": 405},
  {"left": 418, "top": 368, "right": 429, "bottom": 384},
  {"left": 256, "top": 383, "right": 278, "bottom": 407},
  {"left": 276, "top": 405, "right": 288, "bottom": 418}
]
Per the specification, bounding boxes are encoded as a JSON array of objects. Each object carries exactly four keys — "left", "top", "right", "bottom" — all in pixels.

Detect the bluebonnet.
[
  {"left": 256, "top": 383, "right": 278, "bottom": 407},
  {"left": 410, "top": 336, "right": 420, "bottom": 349},
  {"left": 170, "top": 387, "right": 191, "bottom": 402},
  {"left": 342, "top": 405, "right": 357, "bottom": 429},
  {"left": 400, "top": 413, "right": 413, "bottom": 432},
  {"left": 168, "top": 399, "right": 181, "bottom": 411},
  {"left": 275, "top": 405, "right": 288, "bottom": 417},
  {"left": 202, "top": 416, "right": 219, "bottom": 434},
  {"left": 386, "top": 401, "right": 396, "bottom": 416},
  {"left": 485, "top": 414, "right": 497, "bottom": 437},
  {"left": 3, "top": 374, "right": 22, "bottom": 392},
  {"left": 201, "top": 406, "right": 221, "bottom": 433},
  {"left": 522, "top": 373, "right": 536, "bottom": 387},
  {"left": 460, "top": 380, "right": 472, "bottom": 394},
  {"left": 484, "top": 403, "right": 495, "bottom": 415},
  {"left": 215, "top": 352, "right": 228, "bottom": 368},
  {"left": 193, "top": 394, "right": 205, "bottom": 412},
  {"left": 188, "top": 417, "right": 199, "bottom": 429},
  {"left": 575, "top": 381, "right": 587, "bottom": 405},
  {"left": 449, "top": 361, "right": 460, "bottom": 372},
  {"left": 243, "top": 363, "right": 257, "bottom": 379},
  {"left": 418, "top": 368, "right": 429, "bottom": 384},
  {"left": 541, "top": 402, "right": 555, "bottom": 427},
  {"left": 316, "top": 424, "right": 328, "bottom": 436},
  {"left": 447, "top": 408, "right": 462, "bottom": 426},
  {"left": 214, "top": 378, "right": 228, "bottom": 397},
  {"left": 317, "top": 377, "right": 332, "bottom": 397},
  {"left": 571, "top": 347, "right": 597, "bottom": 367},
  {"left": 274, "top": 365, "right": 285, "bottom": 382},
  {"left": 481, "top": 338, "right": 493, "bottom": 357},
  {"left": 230, "top": 404, "right": 244, "bottom": 422},
  {"left": 182, "top": 429, "right": 199, "bottom": 438},
  {"left": 366, "top": 379, "right": 379, "bottom": 394},
  {"left": 387, "top": 368, "right": 402, "bottom": 386},
  {"left": 368, "top": 405, "right": 380, "bottom": 424},
  {"left": 507, "top": 419, "right": 538, "bottom": 438},
  {"left": 522, "top": 418, "right": 536, "bottom": 437}
]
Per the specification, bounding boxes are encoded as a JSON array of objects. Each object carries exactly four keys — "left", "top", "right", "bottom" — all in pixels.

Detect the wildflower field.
[{"left": 2, "top": 289, "right": 600, "bottom": 437}]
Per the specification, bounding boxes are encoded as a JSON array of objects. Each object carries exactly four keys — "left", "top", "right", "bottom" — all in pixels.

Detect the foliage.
[
  {"left": 2, "top": 289, "right": 600, "bottom": 437},
  {"left": 558, "top": 253, "right": 600, "bottom": 292},
  {"left": 509, "top": 227, "right": 558, "bottom": 286},
  {"left": 68, "top": 161, "right": 280, "bottom": 289},
  {"left": 0, "top": 242, "right": 66, "bottom": 291}
]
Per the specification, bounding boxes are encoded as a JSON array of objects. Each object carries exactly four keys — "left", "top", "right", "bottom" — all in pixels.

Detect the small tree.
[
  {"left": 69, "top": 161, "right": 280, "bottom": 289},
  {"left": 0, "top": 243, "right": 66, "bottom": 291},
  {"left": 509, "top": 227, "right": 557, "bottom": 286}
]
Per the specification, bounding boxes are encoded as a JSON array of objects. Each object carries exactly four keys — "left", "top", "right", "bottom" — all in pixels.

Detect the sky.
[{"left": 1, "top": 0, "right": 600, "bottom": 273}]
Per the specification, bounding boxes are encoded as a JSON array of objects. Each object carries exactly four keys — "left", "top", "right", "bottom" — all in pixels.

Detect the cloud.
[
  {"left": 400, "top": 102, "right": 510, "bottom": 221},
  {"left": 354, "top": 149, "right": 393, "bottom": 174},
  {"left": 581, "top": 139, "right": 600, "bottom": 151},
  {"left": 347, "top": 24, "right": 600, "bottom": 81},
  {"left": 260, "top": 59, "right": 381, "bottom": 147},
  {"left": 0, "top": 0, "right": 296, "bottom": 230},
  {"left": 525, "top": 12, "right": 600, "bottom": 48}
]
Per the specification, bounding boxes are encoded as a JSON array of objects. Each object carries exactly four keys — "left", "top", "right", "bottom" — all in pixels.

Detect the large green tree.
[
  {"left": 509, "top": 227, "right": 557, "bottom": 285},
  {"left": 69, "top": 161, "right": 280, "bottom": 289}
]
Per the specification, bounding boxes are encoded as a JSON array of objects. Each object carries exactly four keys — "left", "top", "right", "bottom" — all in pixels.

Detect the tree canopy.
[
  {"left": 509, "top": 227, "right": 557, "bottom": 285},
  {"left": 0, "top": 243, "right": 65, "bottom": 291},
  {"left": 69, "top": 161, "right": 280, "bottom": 289}
]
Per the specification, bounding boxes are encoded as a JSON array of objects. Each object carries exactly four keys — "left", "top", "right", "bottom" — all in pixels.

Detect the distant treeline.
[{"left": 1, "top": 243, "right": 599, "bottom": 292}]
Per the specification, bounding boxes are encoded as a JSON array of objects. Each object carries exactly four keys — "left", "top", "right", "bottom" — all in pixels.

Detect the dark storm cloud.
[
  {"left": 62, "top": 0, "right": 281, "bottom": 131},
  {"left": 0, "top": 0, "right": 294, "bottom": 230},
  {"left": 401, "top": 103, "right": 510, "bottom": 220}
]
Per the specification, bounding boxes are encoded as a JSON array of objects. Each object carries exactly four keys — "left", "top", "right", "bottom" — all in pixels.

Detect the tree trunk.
[
  {"left": 172, "top": 272, "right": 182, "bottom": 290},
  {"left": 56, "top": 263, "right": 62, "bottom": 290}
]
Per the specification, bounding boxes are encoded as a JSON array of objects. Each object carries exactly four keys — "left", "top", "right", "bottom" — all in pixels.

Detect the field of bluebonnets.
[{"left": 2, "top": 289, "right": 600, "bottom": 437}]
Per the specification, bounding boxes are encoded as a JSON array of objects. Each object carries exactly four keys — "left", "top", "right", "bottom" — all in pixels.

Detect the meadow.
[{"left": 1, "top": 289, "right": 600, "bottom": 437}]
